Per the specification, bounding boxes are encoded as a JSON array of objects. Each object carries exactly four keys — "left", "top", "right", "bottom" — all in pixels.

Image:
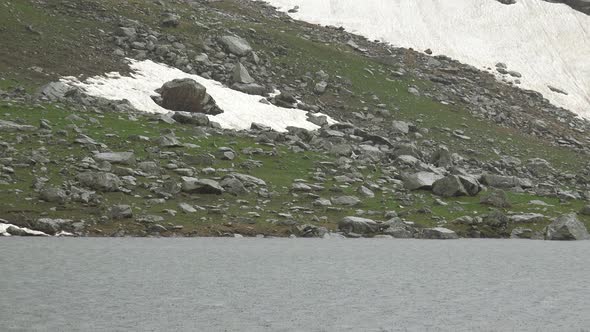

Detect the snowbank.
[
  {"left": 63, "top": 59, "right": 335, "bottom": 132},
  {"left": 263, "top": 0, "right": 590, "bottom": 117},
  {"left": 0, "top": 223, "right": 49, "bottom": 237}
]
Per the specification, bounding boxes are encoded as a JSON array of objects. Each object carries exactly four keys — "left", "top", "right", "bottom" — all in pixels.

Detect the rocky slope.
[{"left": 1, "top": 0, "right": 589, "bottom": 239}]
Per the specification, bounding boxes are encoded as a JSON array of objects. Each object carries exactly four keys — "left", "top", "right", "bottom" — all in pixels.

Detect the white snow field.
[
  {"left": 64, "top": 59, "right": 335, "bottom": 132},
  {"left": 263, "top": 0, "right": 590, "bottom": 117}
]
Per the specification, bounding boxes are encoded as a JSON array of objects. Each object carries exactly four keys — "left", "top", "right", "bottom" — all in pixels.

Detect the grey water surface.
[{"left": 1, "top": 238, "right": 589, "bottom": 332}]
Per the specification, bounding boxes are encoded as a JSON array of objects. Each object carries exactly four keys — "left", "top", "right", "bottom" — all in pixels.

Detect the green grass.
[{"left": 1, "top": 0, "right": 589, "bottom": 236}]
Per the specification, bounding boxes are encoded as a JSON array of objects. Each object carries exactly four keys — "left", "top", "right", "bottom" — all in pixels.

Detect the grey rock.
[
  {"left": 458, "top": 175, "right": 481, "bottom": 196},
  {"left": 296, "top": 224, "right": 328, "bottom": 238},
  {"left": 391, "top": 121, "right": 410, "bottom": 135},
  {"left": 37, "top": 81, "right": 73, "bottom": 101},
  {"left": 314, "top": 81, "right": 328, "bottom": 95},
  {"left": 231, "top": 83, "right": 266, "bottom": 95},
  {"left": 331, "top": 196, "right": 361, "bottom": 206},
  {"left": 110, "top": 205, "right": 133, "bottom": 219},
  {"left": 231, "top": 173, "right": 267, "bottom": 187},
  {"left": 172, "top": 112, "right": 210, "bottom": 126},
  {"left": 481, "top": 174, "right": 532, "bottom": 189},
  {"left": 432, "top": 175, "right": 468, "bottom": 197},
  {"left": 292, "top": 182, "right": 313, "bottom": 192},
  {"left": 233, "top": 62, "right": 255, "bottom": 84},
  {"left": 509, "top": 213, "right": 545, "bottom": 224},
  {"left": 161, "top": 13, "right": 180, "bottom": 27},
  {"left": 403, "top": 172, "right": 444, "bottom": 190},
  {"left": 155, "top": 134, "right": 182, "bottom": 147},
  {"left": 148, "top": 224, "right": 168, "bottom": 233},
  {"left": 219, "top": 35, "right": 253, "bottom": 56},
  {"left": 382, "top": 219, "right": 416, "bottom": 238},
  {"left": 181, "top": 177, "right": 224, "bottom": 195},
  {"left": 39, "top": 187, "right": 68, "bottom": 204},
  {"left": 579, "top": 205, "right": 590, "bottom": 216},
  {"left": 480, "top": 190, "right": 512, "bottom": 208},
  {"left": 420, "top": 227, "right": 459, "bottom": 239},
  {"left": 138, "top": 161, "right": 160, "bottom": 175},
  {"left": 339, "top": 216, "right": 378, "bottom": 234},
  {"left": 312, "top": 198, "right": 332, "bottom": 207},
  {"left": 158, "top": 78, "right": 221, "bottom": 115},
  {"left": 178, "top": 203, "right": 197, "bottom": 213},
  {"left": 77, "top": 172, "right": 122, "bottom": 192},
  {"left": 511, "top": 227, "right": 535, "bottom": 239},
  {"left": 31, "top": 218, "right": 73, "bottom": 235},
  {"left": 220, "top": 177, "right": 247, "bottom": 195},
  {"left": 357, "top": 186, "right": 375, "bottom": 198},
  {"left": 0, "top": 120, "right": 36, "bottom": 132},
  {"left": 545, "top": 213, "right": 589, "bottom": 240},
  {"left": 94, "top": 152, "right": 135, "bottom": 165}
]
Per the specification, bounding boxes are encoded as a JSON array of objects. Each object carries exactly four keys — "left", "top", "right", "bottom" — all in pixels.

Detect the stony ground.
[{"left": 1, "top": 0, "right": 590, "bottom": 239}]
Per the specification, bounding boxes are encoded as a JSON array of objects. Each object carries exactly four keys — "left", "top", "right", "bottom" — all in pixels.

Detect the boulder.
[
  {"left": 403, "top": 172, "right": 444, "bottom": 190},
  {"left": 509, "top": 213, "right": 545, "bottom": 224},
  {"left": 77, "top": 172, "right": 122, "bottom": 192},
  {"left": 382, "top": 219, "right": 416, "bottom": 238},
  {"left": 458, "top": 175, "right": 481, "bottom": 196},
  {"left": 158, "top": 78, "right": 221, "bottom": 115},
  {"left": 580, "top": 205, "right": 590, "bottom": 216},
  {"left": 138, "top": 161, "right": 161, "bottom": 175},
  {"left": 37, "top": 81, "right": 74, "bottom": 101},
  {"left": 480, "top": 190, "right": 512, "bottom": 208},
  {"left": 545, "top": 213, "right": 589, "bottom": 240},
  {"left": 420, "top": 227, "right": 459, "bottom": 239},
  {"left": 181, "top": 177, "right": 224, "bottom": 195},
  {"left": 510, "top": 227, "right": 544, "bottom": 239},
  {"left": 110, "top": 205, "right": 133, "bottom": 219},
  {"left": 0, "top": 120, "right": 36, "bottom": 132},
  {"left": 339, "top": 216, "right": 378, "bottom": 234},
  {"left": 432, "top": 175, "right": 468, "bottom": 197},
  {"left": 31, "top": 218, "right": 73, "bottom": 235},
  {"left": 155, "top": 134, "right": 183, "bottom": 147},
  {"left": 481, "top": 174, "right": 532, "bottom": 189},
  {"left": 331, "top": 196, "right": 361, "bottom": 206},
  {"left": 171, "top": 112, "right": 210, "bottom": 126},
  {"left": 161, "top": 13, "right": 180, "bottom": 27},
  {"left": 178, "top": 203, "right": 197, "bottom": 213},
  {"left": 219, "top": 35, "right": 252, "bottom": 56},
  {"left": 230, "top": 83, "right": 266, "bottom": 95},
  {"left": 220, "top": 177, "right": 247, "bottom": 195},
  {"left": 39, "top": 187, "right": 68, "bottom": 204},
  {"left": 94, "top": 152, "right": 135, "bottom": 165},
  {"left": 295, "top": 224, "right": 328, "bottom": 238},
  {"left": 391, "top": 121, "right": 410, "bottom": 135},
  {"left": 233, "top": 62, "right": 255, "bottom": 84}
]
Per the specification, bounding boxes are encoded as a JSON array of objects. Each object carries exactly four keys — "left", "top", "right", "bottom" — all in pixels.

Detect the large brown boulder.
[{"left": 157, "top": 78, "right": 222, "bottom": 115}]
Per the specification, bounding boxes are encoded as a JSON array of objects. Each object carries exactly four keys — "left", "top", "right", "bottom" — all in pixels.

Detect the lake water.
[{"left": 1, "top": 238, "right": 589, "bottom": 331}]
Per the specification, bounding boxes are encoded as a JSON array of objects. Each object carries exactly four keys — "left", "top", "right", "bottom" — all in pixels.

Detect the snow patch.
[
  {"left": 263, "top": 0, "right": 590, "bottom": 117},
  {"left": 63, "top": 59, "right": 336, "bottom": 132},
  {"left": 0, "top": 223, "right": 49, "bottom": 236}
]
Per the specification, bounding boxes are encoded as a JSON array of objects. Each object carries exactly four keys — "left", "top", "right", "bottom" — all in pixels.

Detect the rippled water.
[{"left": 1, "top": 238, "right": 589, "bottom": 331}]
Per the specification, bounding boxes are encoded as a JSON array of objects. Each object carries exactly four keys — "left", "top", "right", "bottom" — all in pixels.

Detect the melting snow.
[
  {"left": 0, "top": 223, "right": 49, "bottom": 236},
  {"left": 263, "top": 0, "right": 590, "bottom": 117},
  {"left": 63, "top": 59, "right": 335, "bottom": 132}
]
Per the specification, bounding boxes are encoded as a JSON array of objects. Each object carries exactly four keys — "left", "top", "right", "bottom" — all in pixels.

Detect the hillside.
[{"left": 1, "top": 0, "right": 589, "bottom": 239}]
